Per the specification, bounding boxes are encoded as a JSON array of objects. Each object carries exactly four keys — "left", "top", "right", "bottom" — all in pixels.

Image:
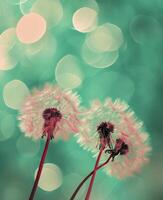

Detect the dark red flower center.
[
  {"left": 97, "top": 122, "right": 114, "bottom": 138},
  {"left": 42, "top": 108, "right": 62, "bottom": 139},
  {"left": 105, "top": 138, "right": 129, "bottom": 161},
  {"left": 42, "top": 108, "right": 62, "bottom": 121}
]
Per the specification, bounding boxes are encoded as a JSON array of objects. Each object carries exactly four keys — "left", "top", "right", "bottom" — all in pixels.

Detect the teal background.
[{"left": 0, "top": 0, "right": 163, "bottom": 199}]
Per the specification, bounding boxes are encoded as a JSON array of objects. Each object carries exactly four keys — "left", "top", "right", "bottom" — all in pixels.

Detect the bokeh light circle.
[
  {"left": 72, "top": 7, "right": 97, "bottom": 32},
  {"left": 82, "top": 42, "right": 119, "bottom": 68},
  {"left": 55, "top": 54, "right": 83, "bottom": 89},
  {"left": 0, "top": 111, "right": 15, "bottom": 141},
  {"left": 86, "top": 23, "right": 123, "bottom": 52},
  {"left": 35, "top": 163, "right": 63, "bottom": 191},
  {"left": 0, "top": 45, "right": 18, "bottom": 70},
  {"left": 3, "top": 80, "right": 30, "bottom": 110},
  {"left": 24, "top": 33, "right": 57, "bottom": 58},
  {"left": 16, "top": 12, "right": 47, "bottom": 44},
  {"left": 0, "top": 28, "right": 18, "bottom": 70},
  {"left": 31, "top": 0, "right": 63, "bottom": 28},
  {"left": 0, "top": 28, "right": 16, "bottom": 50}
]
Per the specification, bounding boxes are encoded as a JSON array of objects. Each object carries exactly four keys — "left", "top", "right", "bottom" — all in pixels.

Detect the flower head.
[
  {"left": 77, "top": 98, "right": 151, "bottom": 179},
  {"left": 19, "top": 84, "right": 81, "bottom": 140}
]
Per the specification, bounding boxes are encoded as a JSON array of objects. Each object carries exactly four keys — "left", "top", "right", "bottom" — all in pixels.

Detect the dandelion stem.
[
  {"left": 29, "top": 136, "right": 51, "bottom": 200},
  {"left": 69, "top": 154, "right": 112, "bottom": 200},
  {"left": 85, "top": 146, "right": 105, "bottom": 200}
]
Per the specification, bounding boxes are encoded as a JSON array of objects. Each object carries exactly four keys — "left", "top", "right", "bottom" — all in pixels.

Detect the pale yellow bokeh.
[
  {"left": 35, "top": 163, "right": 63, "bottom": 192},
  {"left": 31, "top": 0, "right": 63, "bottom": 28},
  {"left": 86, "top": 23, "right": 124, "bottom": 52},
  {"left": 0, "top": 28, "right": 18, "bottom": 70},
  {"left": 0, "top": 28, "right": 16, "bottom": 49},
  {"left": 16, "top": 12, "right": 46, "bottom": 44},
  {"left": 55, "top": 54, "right": 83, "bottom": 89},
  {"left": 24, "top": 33, "right": 57, "bottom": 57},
  {"left": 82, "top": 42, "right": 119, "bottom": 68},
  {"left": 72, "top": 7, "right": 97, "bottom": 33},
  {"left": 0, "top": 45, "right": 18, "bottom": 70},
  {"left": 3, "top": 80, "right": 30, "bottom": 110}
]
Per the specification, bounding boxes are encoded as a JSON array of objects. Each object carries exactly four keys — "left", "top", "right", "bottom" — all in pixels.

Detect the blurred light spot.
[
  {"left": 130, "top": 15, "right": 163, "bottom": 45},
  {"left": 0, "top": 28, "right": 18, "bottom": 70},
  {"left": 3, "top": 80, "right": 30, "bottom": 110},
  {"left": 86, "top": 23, "right": 123, "bottom": 52},
  {"left": 0, "top": 28, "right": 16, "bottom": 50},
  {"left": 31, "top": 0, "right": 63, "bottom": 28},
  {"left": 25, "top": 33, "right": 57, "bottom": 57},
  {"left": 0, "top": 111, "right": 15, "bottom": 141},
  {"left": 55, "top": 54, "right": 83, "bottom": 89},
  {"left": 0, "top": 45, "right": 18, "bottom": 70},
  {"left": 82, "top": 42, "right": 119, "bottom": 68},
  {"left": 35, "top": 163, "right": 63, "bottom": 191},
  {"left": 24, "top": 40, "right": 44, "bottom": 56},
  {"left": 16, "top": 12, "right": 46, "bottom": 44},
  {"left": 16, "top": 135, "right": 40, "bottom": 157},
  {"left": 72, "top": 7, "right": 97, "bottom": 33}
]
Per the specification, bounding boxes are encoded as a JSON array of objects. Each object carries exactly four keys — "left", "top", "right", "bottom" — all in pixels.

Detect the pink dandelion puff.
[
  {"left": 18, "top": 84, "right": 81, "bottom": 200},
  {"left": 70, "top": 98, "right": 151, "bottom": 200}
]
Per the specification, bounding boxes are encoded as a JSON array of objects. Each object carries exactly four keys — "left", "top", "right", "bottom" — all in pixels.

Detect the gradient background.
[{"left": 0, "top": 0, "right": 163, "bottom": 200}]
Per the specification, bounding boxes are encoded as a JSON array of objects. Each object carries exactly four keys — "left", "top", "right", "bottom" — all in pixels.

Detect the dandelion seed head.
[
  {"left": 18, "top": 84, "right": 81, "bottom": 140},
  {"left": 77, "top": 98, "right": 151, "bottom": 178}
]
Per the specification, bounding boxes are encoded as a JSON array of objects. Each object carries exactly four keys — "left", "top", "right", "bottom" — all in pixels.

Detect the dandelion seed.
[
  {"left": 70, "top": 98, "right": 151, "bottom": 200},
  {"left": 18, "top": 84, "right": 81, "bottom": 200}
]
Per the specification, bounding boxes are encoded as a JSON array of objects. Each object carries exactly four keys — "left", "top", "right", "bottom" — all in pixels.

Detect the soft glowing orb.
[
  {"left": 55, "top": 54, "right": 83, "bottom": 89},
  {"left": 16, "top": 12, "right": 47, "bottom": 44},
  {"left": 0, "top": 28, "right": 18, "bottom": 70},
  {"left": 72, "top": 7, "right": 97, "bottom": 32},
  {"left": 82, "top": 42, "right": 119, "bottom": 68},
  {"left": 86, "top": 23, "right": 123, "bottom": 52},
  {"left": 0, "top": 28, "right": 16, "bottom": 50},
  {"left": 25, "top": 33, "right": 57, "bottom": 58},
  {"left": 0, "top": 45, "right": 18, "bottom": 70},
  {"left": 0, "top": 111, "right": 15, "bottom": 141},
  {"left": 3, "top": 80, "right": 30, "bottom": 110},
  {"left": 35, "top": 163, "right": 63, "bottom": 191},
  {"left": 16, "top": 135, "right": 40, "bottom": 157},
  {"left": 31, "top": 0, "right": 63, "bottom": 28}
]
